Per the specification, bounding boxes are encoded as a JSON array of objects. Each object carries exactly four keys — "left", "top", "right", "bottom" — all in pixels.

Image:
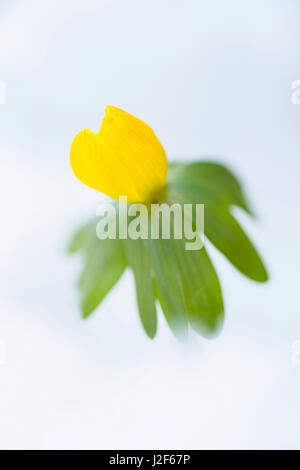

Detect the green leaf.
[
  {"left": 171, "top": 236, "right": 224, "bottom": 337},
  {"left": 123, "top": 238, "right": 157, "bottom": 338},
  {"left": 167, "top": 161, "right": 252, "bottom": 214},
  {"left": 68, "top": 218, "right": 126, "bottom": 318},
  {"left": 149, "top": 237, "right": 188, "bottom": 339},
  {"left": 166, "top": 165, "right": 268, "bottom": 283},
  {"left": 67, "top": 221, "right": 92, "bottom": 254},
  {"left": 205, "top": 205, "right": 268, "bottom": 282}
]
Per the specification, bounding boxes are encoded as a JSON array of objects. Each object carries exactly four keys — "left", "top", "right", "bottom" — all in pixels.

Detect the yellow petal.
[{"left": 70, "top": 106, "right": 168, "bottom": 202}]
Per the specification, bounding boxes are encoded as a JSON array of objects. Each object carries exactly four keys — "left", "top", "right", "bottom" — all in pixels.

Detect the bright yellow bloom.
[{"left": 70, "top": 106, "right": 168, "bottom": 202}]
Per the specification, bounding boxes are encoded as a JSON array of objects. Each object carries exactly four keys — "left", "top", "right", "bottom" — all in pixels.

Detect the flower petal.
[{"left": 70, "top": 106, "right": 168, "bottom": 202}]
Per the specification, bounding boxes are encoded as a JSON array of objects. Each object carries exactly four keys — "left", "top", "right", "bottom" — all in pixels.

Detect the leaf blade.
[
  {"left": 167, "top": 168, "right": 268, "bottom": 283},
  {"left": 68, "top": 218, "right": 126, "bottom": 318},
  {"left": 205, "top": 205, "right": 268, "bottom": 282},
  {"left": 171, "top": 236, "right": 224, "bottom": 336},
  {"left": 168, "top": 160, "right": 252, "bottom": 214},
  {"left": 123, "top": 238, "right": 157, "bottom": 338},
  {"left": 149, "top": 237, "right": 188, "bottom": 339}
]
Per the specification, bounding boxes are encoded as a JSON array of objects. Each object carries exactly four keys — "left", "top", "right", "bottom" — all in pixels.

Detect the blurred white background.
[{"left": 0, "top": 0, "right": 300, "bottom": 450}]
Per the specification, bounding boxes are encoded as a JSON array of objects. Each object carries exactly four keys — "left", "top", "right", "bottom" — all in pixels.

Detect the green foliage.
[
  {"left": 68, "top": 218, "right": 126, "bottom": 318},
  {"left": 166, "top": 162, "right": 268, "bottom": 282},
  {"left": 149, "top": 237, "right": 188, "bottom": 339},
  {"left": 67, "top": 161, "right": 268, "bottom": 339},
  {"left": 123, "top": 238, "right": 157, "bottom": 338}
]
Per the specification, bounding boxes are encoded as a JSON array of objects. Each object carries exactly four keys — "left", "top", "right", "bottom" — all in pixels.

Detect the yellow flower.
[{"left": 70, "top": 106, "right": 168, "bottom": 202}]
